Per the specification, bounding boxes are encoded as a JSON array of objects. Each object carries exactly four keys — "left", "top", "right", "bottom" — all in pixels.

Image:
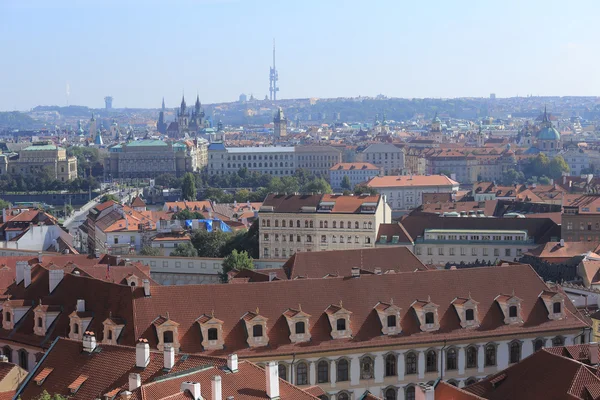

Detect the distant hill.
[{"left": 0, "top": 111, "right": 39, "bottom": 129}]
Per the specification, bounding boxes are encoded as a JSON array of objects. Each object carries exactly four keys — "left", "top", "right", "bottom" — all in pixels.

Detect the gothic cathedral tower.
[{"left": 274, "top": 107, "right": 287, "bottom": 139}]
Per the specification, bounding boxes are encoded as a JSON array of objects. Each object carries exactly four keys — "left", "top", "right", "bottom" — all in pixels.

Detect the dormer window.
[
  {"left": 495, "top": 293, "right": 523, "bottom": 325},
  {"left": 196, "top": 314, "right": 224, "bottom": 350},
  {"left": 33, "top": 303, "right": 61, "bottom": 337},
  {"left": 325, "top": 302, "right": 352, "bottom": 339},
  {"left": 539, "top": 290, "right": 566, "bottom": 320},
  {"left": 411, "top": 297, "right": 440, "bottom": 332},
  {"left": 102, "top": 316, "right": 125, "bottom": 345},
  {"left": 284, "top": 307, "right": 311, "bottom": 343},
  {"left": 452, "top": 296, "right": 480, "bottom": 328},
  {"left": 153, "top": 314, "right": 180, "bottom": 352},
  {"left": 242, "top": 310, "right": 269, "bottom": 348},
  {"left": 2, "top": 300, "right": 32, "bottom": 331},
  {"left": 375, "top": 301, "right": 402, "bottom": 335}
]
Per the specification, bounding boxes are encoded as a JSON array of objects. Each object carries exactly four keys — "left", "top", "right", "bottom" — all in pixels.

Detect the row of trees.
[
  {"left": 0, "top": 168, "right": 100, "bottom": 193},
  {"left": 499, "top": 154, "right": 570, "bottom": 186}
]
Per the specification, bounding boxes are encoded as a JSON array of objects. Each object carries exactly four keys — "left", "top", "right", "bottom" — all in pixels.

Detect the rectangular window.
[
  {"left": 505, "top": 249, "right": 511, "bottom": 257},
  {"left": 494, "top": 248, "right": 499, "bottom": 257},
  {"left": 517, "top": 248, "right": 522, "bottom": 256},
  {"left": 483, "top": 248, "right": 488, "bottom": 256},
  {"left": 471, "top": 248, "right": 477, "bottom": 256},
  {"left": 461, "top": 247, "right": 466, "bottom": 256},
  {"left": 175, "top": 262, "right": 181, "bottom": 268},
  {"left": 438, "top": 248, "right": 444, "bottom": 255},
  {"left": 416, "top": 247, "right": 422, "bottom": 255},
  {"left": 427, "top": 247, "right": 433, "bottom": 255},
  {"left": 449, "top": 248, "right": 455, "bottom": 256}
]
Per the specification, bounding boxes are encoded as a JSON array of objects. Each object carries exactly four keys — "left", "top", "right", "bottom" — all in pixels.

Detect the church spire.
[
  {"left": 195, "top": 94, "right": 201, "bottom": 113},
  {"left": 162, "top": 97, "right": 165, "bottom": 111},
  {"left": 180, "top": 94, "right": 186, "bottom": 114}
]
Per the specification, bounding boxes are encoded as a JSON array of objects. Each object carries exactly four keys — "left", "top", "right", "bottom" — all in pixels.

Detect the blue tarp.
[{"left": 185, "top": 219, "right": 231, "bottom": 233}]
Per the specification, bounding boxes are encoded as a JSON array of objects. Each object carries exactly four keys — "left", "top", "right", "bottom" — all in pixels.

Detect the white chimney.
[
  {"left": 49, "top": 269, "right": 64, "bottom": 293},
  {"left": 265, "top": 361, "right": 280, "bottom": 399},
  {"left": 0, "top": 355, "right": 7, "bottom": 363},
  {"left": 16, "top": 261, "right": 27, "bottom": 284},
  {"left": 211, "top": 376, "right": 222, "bottom": 400},
  {"left": 136, "top": 339, "right": 150, "bottom": 368},
  {"left": 128, "top": 373, "right": 141, "bottom": 391},
  {"left": 560, "top": 239, "right": 565, "bottom": 247},
  {"left": 227, "top": 354, "right": 238, "bottom": 372},
  {"left": 164, "top": 344, "right": 175, "bottom": 370},
  {"left": 2, "top": 208, "right": 6, "bottom": 222},
  {"left": 24, "top": 264, "right": 32, "bottom": 288},
  {"left": 38, "top": 251, "right": 43, "bottom": 263},
  {"left": 76, "top": 299, "right": 85, "bottom": 313},
  {"left": 351, "top": 267, "right": 360, "bottom": 277},
  {"left": 143, "top": 279, "right": 150, "bottom": 296},
  {"left": 374, "top": 267, "right": 382, "bottom": 275},
  {"left": 180, "top": 382, "right": 201, "bottom": 400},
  {"left": 82, "top": 331, "right": 97, "bottom": 353},
  {"left": 269, "top": 272, "right": 277, "bottom": 282}
]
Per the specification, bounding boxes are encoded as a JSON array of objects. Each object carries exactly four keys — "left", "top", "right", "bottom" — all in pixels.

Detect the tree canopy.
[
  {"left": 140, "top": 246, "right": 161, "bottom": 256},
  {"left": 220, "top": 249, "right": 254, "bottom": 282},
  {"left": 181, "top": 173, "right": 196, "bottom": 201},
  {"left": 170, "top": 242, "right": 198, "bottom": 257}
]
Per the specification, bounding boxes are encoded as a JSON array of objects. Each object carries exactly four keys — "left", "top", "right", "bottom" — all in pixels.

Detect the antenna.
[
  {"left": 269, "top": 39, "right": 279, "bottom": 101},
  {"left": 66, "top": 82, "right": 70, "bottom": 106}
]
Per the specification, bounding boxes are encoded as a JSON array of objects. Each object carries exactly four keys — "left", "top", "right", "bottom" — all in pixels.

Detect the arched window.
[
  {"left": 509, "top": 341, "right": 521, "bottom": 364},
  {"left": 289, "top": 220, "right": 293, "bottom": 227},
  {"left": 208, "top": 328, "right": 218, "bottom": 341},
  {"left": 5, "top": 312, "right": 10, "bottom": 322},
  {"left": 310, "top": 221, "right": 314, "bottom": 228},
  {"left": 320, "top": 221, "right": 324, "bottom": 228},
  {"left": 130, "top": 281, "right": 136, "bottom": 287},
  {"left": 406, "top": 352, "right": 417, "bottom": 374},
  {"left": 466, "top": 309, "right": 475, "bottom": 321},
  {"left": 337, "top": 392, "right": 349, "bottom": 400},
  {"left": 37, "top": 317, "right": 43, "bottom": 328},
  {"left": 2, "top": 346, "right": 11, "bottom": 363},
  {"left": 336, "top": 318, "right": 346, "bottom": 331},
  {"left": 324, "top": 221, "right": 328, "bottom": 228},
  {"left": 333, "top": 221, "right": 337, "bottom": 228},
  {"left": 552, "top": 336, "right": 564, "bottom": 346},
  {"left": 534, "top": 338, "right": 545, "bottom": 351},
  {"left": 337, "top": 359, "right": 349, "bottom": 381},
  {"left": 426, "top": 350, "right": 437, "bottom": 372},
  {"left": 295, "top": 321, "right": 305, "bottom": 334},
  {"left": 296, "top": 362, "right": 308, "bottom": 385},
  {"left": 305, "top": 220, "right": 309, "bottom": 228},
  {"left": 275, "top": 220, "right": 279, "bottom": 227},
  {"left": 360, "top": 356, "right": 374, "bottom": 379},
  {"left": 406, "top": 385, "right": 416, "bottom": 400},
  {"left": 253, "top": 325, "right": 263, "bottom": 337},
  {"left": 317, "top": 360, "right": 329, "bottom": 383},
  {"left": 466, "top": 346, "right": 477, "bottom": 369},
  {"left": 18, "top": 349, "right": 28, "bottom": 369},
  {"left": 509, "top": 305, "right": 518, "bottom": 318},
  {"left": 340, "top": 221, "right": 344, "bottom": 229},
  {"left": 447, "top": 380, "right": 458, "bottom": 387},
  {"left": 385, "top": 388, "right": 396, "bottom": 400},
  {"left": 355, "top": 222, "right": 359, "bottom": 229},
  {"left": 108, "top": 330, "right": 113, "bottom": 340},
  {"left": 266, "top": 220, "right": 271, "bottom": 227},
  {"left": 262, "top": 220, "right": 266, "bottom": 227},
  {"left": 282, "top": 220, "right": 286, "bottom": 227},
  {"left": 163, "top": 330, "right": 174, "bottom": 344},
  {"left": 385, "top": 354, "right": 396, "bottom": 376},
  {"left": 446, "top": 348, "right": 457, "bottom": 370},
  {"left": 485, "top": 344, "right": 496, "bottom": 366},
  {"left": 465, "top": 377, "right": 477, "bottom": 386},
  {"left": 297, "top": 220, "right": 300, "bottom": 228},
  {"left": 278, "top": 363, "right": 287, "bottom": 381},
  {"left": 73, "top": 323, "right": 80, "bottom": 334}
]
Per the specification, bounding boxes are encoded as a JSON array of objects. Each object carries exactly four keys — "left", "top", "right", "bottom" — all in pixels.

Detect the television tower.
[{"left": 269, "top": 39, "right": 279, "bottom": 101}]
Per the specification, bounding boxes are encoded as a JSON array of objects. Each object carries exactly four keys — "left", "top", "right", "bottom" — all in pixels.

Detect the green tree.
[
  {"left": 155, "top": 173, "right": 180, "bottom": 188},
  {"left": 548, "top": 155, "right": 570, "bottom": 179},
  {"left": 170, "top": 242, "right": 198, "bottom": 257},
  {"left": 220, "top": 249, "right": 254, "bottom": 282},
  {"left": 538, "top": 176, "right": 551, "bottom": 185},
  {"left": 171, "top": 209, "right": 205, "bottom": 220},
  {"left": 301, "top": 177, "right": 332, "bottom": 194},
  {"left": 30, "top": 391, "right": 69, "bottom": 400},
  {"left": 341, "top": 175, "right": 352, "bottom": 190},
  {"left": 501, "top": 169, "right": 525, "bottom": 185},
  {"left": 439, "top": 169, "right": 453, "bottom": 177},
  {"left": 191, "top": 230, "right": 232, "bottom": 257},
  {"left": 234, "top": 189, "right": 251, "bottom": 202},
  {"left": 101, "top": 194, "right": 119, "bottom": 203},
  {"left": 140, "top": 246, "right": 161, "bottom": 256},
  {"left": 0, "top": 198, "right": 11, "bottom": 209},
  {"left": 221, "top": 221, "right": 260, "bottom": 259},
  {"left": 65, "top": 204, "right": 74, "bottom": 216},
  {"left": 354, "top": 184, "right": 378, "bottom": 195},
  {"left": 182, "top": 173, "right": 197, "bottom": 201},
  {"left": 203, "top": 187, "right": 233, "bottom": 203}
]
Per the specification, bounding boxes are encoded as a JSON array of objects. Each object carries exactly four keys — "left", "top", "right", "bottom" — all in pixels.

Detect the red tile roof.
[
  {"left": 435, "top": 381, "right": 485, "bottom": 399},
  {"left": 367, "top": 175, "right": 459, "bottom": 188}
]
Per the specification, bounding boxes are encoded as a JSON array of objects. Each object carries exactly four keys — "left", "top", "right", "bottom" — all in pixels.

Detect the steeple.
[
  {"left": 195, "top": 94, "right": 201, "bottom": 113},
  {"left": 90, "top": 113, "right": 95, "bottom": 122},
  {"left": 162, "top": 97, "right": 165, "bottom": 111},
  {"left": 180, "top": 95, "right": 187, "bottom": 114}
]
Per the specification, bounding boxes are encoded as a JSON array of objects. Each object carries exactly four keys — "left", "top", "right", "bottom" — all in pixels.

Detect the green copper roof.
[
  {"left": 538, "top": 126, "right": 560, "bottom": 141},
  {"left": 127, "top": 140, "right": 168, "bottom": 147},
  {"left": 23, "top": 144, "right": 59, "bottom": 151}
]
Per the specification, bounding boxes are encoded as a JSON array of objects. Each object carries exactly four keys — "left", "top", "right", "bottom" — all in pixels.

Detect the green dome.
[{"left": 538, "top": 126, "right": 560, "bottom": 141}]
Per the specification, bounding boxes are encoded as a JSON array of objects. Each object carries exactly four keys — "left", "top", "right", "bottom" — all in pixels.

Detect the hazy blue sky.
[{"left": 1, "top": 0, "right": 598, "bottom": 110}]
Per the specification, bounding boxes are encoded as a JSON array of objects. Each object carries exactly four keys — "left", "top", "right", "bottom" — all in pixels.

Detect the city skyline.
[{"left": 1, "top": 0, "right": 599, "bottom": 111}]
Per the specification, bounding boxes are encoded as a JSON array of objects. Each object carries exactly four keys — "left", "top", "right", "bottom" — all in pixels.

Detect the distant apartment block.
[
  {"left": 258, "top": 193, "right": 391, "bottom": 259},
  {"left": 329, "top": 162, "right": 380, "bottom": 189},
  {"left": 366, "top": 174, "right": 459, "bottom": 210},
  {"left": 356, "top": 143, "right": 405, "bottom": 175}
]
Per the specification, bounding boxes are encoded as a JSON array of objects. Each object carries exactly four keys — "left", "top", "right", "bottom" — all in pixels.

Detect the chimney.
[
  {"left": 590, "top": 344, "right": 599, "bottom": 365},
  {"left": 180, "top": 382, "right": 201, "bottom": 400},
  {"left": 136, "top": 339, "right": 150, "bottom": 368},
  {"left": 164, "top": 344, "right": 175, "bottom": 370},
  {"left": 82, "top": 331, "right": 97, "bottom": 353},
  {"left": 374, "top": 267, "right": 382, "bottom": 275},
  {"left": 1, "top": 208, "right": 5, "bottom": 222},
  {"left": 0, "top": 355, "right": 8, "bottom": 362},
  {"left": 76, "top": 299, "right": 85, "bottom": 313},
  {"left": 16, "top": 260, "right": 27, "bottom": 284},
  {"left": 211, "top": 376, "right": 222, "bottom": 400},
  {"left": 128, "top": 373, "right": 141, "bottom": 391},
  {"left": 38, "top": 251, "right": 43, "bottom": 263},
  {"left": 49, "top": 269, "right": 64, "bottom": 293},
  {"left": 227, "top": 354, "right": 238, "bottom": 372},
  {"left": 415, "top": 383, "right": 435, "bottom": 400},
  {"left": 119, "top": 391, "right": 132, "bottom": 400},
  {"left": 560, "top": 239, "right": 565, "bottom": 247},
  {"left": 269, "top": 272, "right": 277, "bottom": 282},
  {"left": 143, "top": 279, "right": 151, "bottom": 296},
  {"left": 265, "top": 361, "right": 280, "bottom": 399},
  {"left": 94, "top": 249, "right": 100, "bottom": 259},
  {"left": 24, "top": 264, "right": 32, "bottom": 287},
  {"left": 351, "top": 267, "right": 360, "bottom": 278}
]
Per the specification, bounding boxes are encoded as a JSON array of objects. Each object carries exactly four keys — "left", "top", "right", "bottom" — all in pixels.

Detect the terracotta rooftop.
[{"left": 367, "top": 175, "right": 459, "bottom": 188}]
